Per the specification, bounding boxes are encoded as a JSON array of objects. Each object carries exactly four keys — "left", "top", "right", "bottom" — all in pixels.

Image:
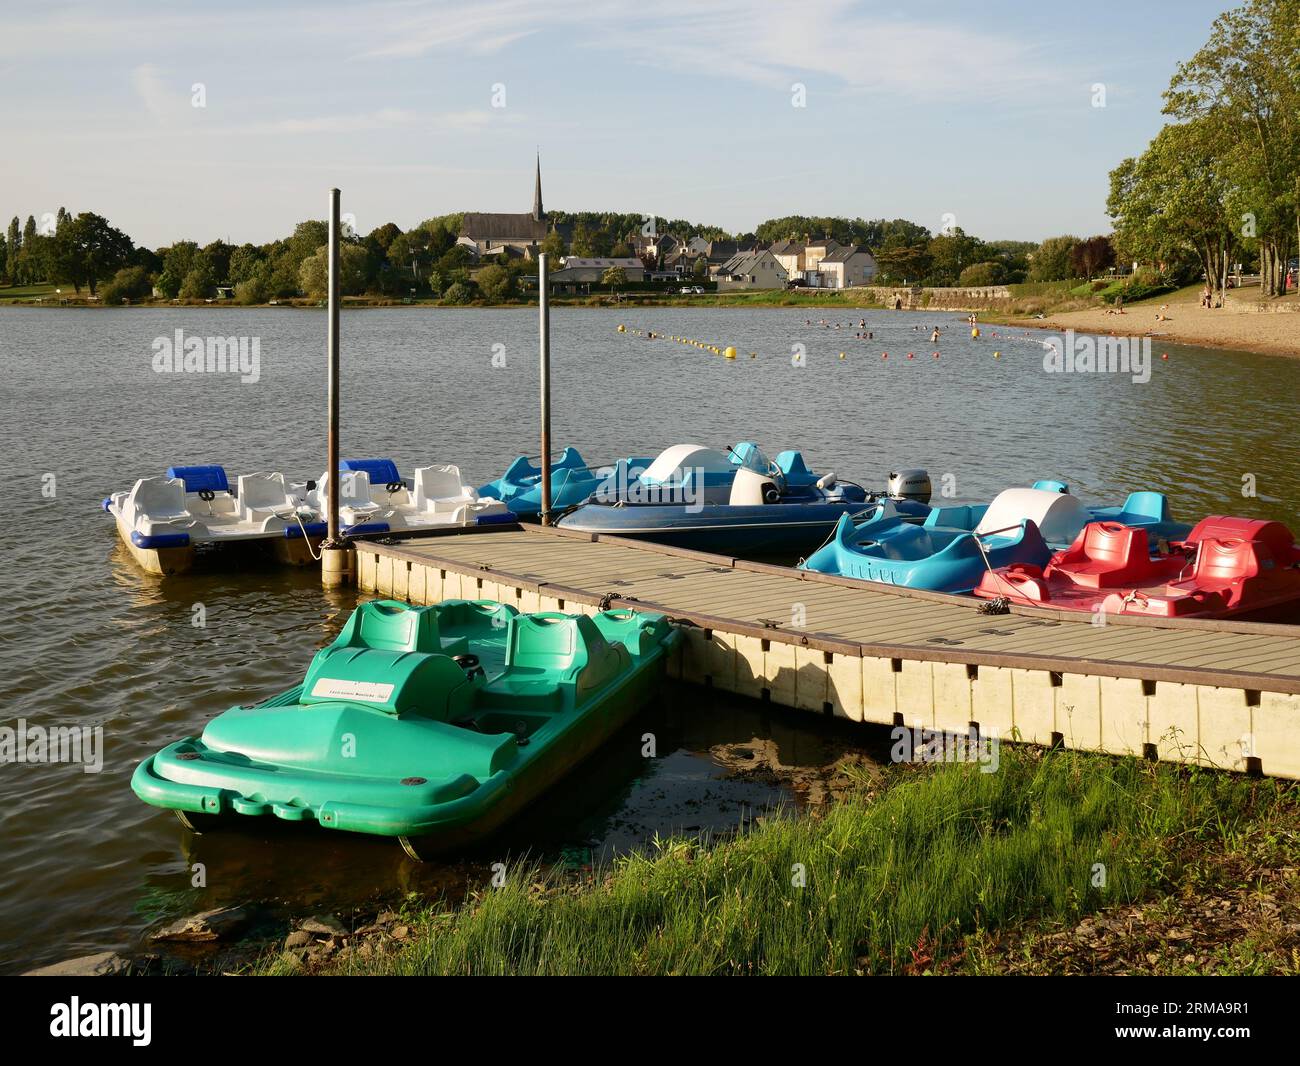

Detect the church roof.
[{"left": 460, "top": 213, "right": 550, "bottom": 241}]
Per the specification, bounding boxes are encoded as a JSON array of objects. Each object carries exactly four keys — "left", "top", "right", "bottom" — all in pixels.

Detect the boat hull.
[{"left": 556, "top": 499, "right": 922, "bottom": 556}]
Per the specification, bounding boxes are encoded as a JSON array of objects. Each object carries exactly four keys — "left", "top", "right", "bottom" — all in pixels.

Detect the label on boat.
[{"left": 310, "top": 678, "right": 395, "bottom": 703}]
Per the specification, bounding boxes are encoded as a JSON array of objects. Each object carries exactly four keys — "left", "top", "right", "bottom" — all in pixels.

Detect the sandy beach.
[{"left": 1012, "top": 289, "right": 1300, "bottom": 358}]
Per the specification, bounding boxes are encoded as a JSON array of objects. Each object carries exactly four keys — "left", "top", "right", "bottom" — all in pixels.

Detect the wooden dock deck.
[{"left": 354, "top": 524, "right": 1300, "bottom": 779}]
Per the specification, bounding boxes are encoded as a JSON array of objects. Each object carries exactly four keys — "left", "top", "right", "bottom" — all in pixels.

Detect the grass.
[
  {"left": 0, "top": 282, "right": 60, "bottom": 303},
  {"left": 259, "top": 748, "right": 1295, "bottom": 976}
]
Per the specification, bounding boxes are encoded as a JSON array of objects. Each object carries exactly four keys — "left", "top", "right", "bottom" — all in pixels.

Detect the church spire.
[{"left": 532, "top": 153, "right": 543, "bottom": 221}]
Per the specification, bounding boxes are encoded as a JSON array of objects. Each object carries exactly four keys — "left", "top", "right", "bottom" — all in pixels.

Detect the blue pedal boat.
[
  {"left": 478, "top": 447, "right": 632, "bottom": 518},
  {"left": 556, "top": 443, "right": 928, "bottom": 555},
  {"left": 800, "top": 488, "right": 1094, "bottom": 593}
]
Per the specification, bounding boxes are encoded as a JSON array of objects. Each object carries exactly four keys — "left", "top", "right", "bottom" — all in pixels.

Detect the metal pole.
[
  {"left": 539, "top": 253, "right": 552, "bottom": 525},
  {"left": 326, "top": 187, "right": 341, "bottom": 543}
]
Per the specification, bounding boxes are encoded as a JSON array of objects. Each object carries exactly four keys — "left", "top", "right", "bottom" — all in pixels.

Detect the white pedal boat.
[
  {"left": 303, "top": 458, "right": 511, "bottom": 534},
  {"left": 103, "top": 465, "right": 323, "bottom": 576}
]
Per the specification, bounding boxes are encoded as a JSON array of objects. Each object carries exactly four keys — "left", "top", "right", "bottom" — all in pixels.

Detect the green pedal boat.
[{"left": 132, "top": 598, "right": 679, "bottom": 859}]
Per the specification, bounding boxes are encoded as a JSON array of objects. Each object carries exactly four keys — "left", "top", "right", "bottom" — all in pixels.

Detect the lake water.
[{"left": 1, "top": 305, "right": 1296, "bottom": 972}]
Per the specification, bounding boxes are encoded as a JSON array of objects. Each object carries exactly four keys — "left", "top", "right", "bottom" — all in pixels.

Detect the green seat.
[
  {"left": 489, "top": 613, "right": 630, "bottom": 709},
  {"left": 300, "top": 600, "right": 475, "bottom": 720}
]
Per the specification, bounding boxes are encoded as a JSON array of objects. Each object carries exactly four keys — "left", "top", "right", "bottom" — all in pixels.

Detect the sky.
[{"left": 0, "top": 0, "right": 1233, "bottom": 249}]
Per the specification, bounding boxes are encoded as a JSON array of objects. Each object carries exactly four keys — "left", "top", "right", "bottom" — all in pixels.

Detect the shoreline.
[
  {"left": 5, "top": 290, "right": 1297, "bottom": 358},
  {"left": 1000, "top": 311, "right": 1300, "bottom": 360}
]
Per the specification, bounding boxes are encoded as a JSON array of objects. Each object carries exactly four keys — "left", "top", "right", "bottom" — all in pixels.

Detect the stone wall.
[{"left": 857, "top": 285, "right": 1013, "bottom": 310}]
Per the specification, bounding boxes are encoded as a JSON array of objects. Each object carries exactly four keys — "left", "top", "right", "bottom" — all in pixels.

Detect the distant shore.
[{"left": 5, "top": 284, "right": 1297, "bottom": 358}]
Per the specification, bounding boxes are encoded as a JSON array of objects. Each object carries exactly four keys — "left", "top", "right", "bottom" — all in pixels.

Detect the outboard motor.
[{"left": 887, "top": 468, "right": 932, "bottom": 505}]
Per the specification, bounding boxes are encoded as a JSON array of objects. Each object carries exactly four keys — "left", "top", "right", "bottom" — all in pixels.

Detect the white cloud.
[
  {"left": 357, "top": 0, "right": 1068, "bottom": 101},
  {"left": 129, "top": 63, "right": 189, "bottom": 121}
]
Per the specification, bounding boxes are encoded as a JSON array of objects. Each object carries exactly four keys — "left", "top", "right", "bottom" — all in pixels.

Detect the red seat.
[
  {"left": 1192, "top": 537, "right": 1263, "bottom": 587},
  {"left": 1046, "top": 522, "right": 1176, "bottom": 588}
]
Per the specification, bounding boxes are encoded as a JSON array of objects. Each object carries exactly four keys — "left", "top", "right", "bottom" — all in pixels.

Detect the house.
[
  {"left": 458, "top": 156, "right": 554, "bottom": 258},
  {"left": 548, "top": 256, "right": 646, "bottom": 292},
  {"left": 769, "top": 239, "right": 805, "bottom": 278},
  {"left": 714, "top": 250, "right": 789, "bottom": 291},
  {"left": 802, "top": 238, "right": 842, "bottom": 272},
  {"left": 661, "top": 248, "right": 702, "bottom": 276},
  {"left": 817, "top": 245, "right": 878, "bottom": 289}
]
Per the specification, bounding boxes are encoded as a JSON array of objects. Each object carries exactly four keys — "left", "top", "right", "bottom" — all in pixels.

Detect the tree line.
[{"left": 1108, "top": 0, "right": 1298, "bottom": 300}]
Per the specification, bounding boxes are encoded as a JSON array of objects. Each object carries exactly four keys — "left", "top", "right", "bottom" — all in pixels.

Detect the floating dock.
[{"left": 354, "top": 525, "right": 1300, "bottom": 779}]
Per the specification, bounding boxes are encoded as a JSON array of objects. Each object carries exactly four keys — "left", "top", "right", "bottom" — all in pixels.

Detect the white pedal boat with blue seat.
[
  {"left": 103, "top": 464, "right": 324, "bottom": 576},
  {"left": 304, "top": 458, "right": 512, "bottom": 536}
]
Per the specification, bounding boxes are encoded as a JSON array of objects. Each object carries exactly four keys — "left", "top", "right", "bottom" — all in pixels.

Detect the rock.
[
  {"left": 299, "top": 915, "right": 347, "bottom": 936},
  {"left": 23, "top": 951, "right": 132, "bottom": 977},
  {"left": 284, "top": 931, "right": 313, "bottom": 949},
  {"left": 150, "top": 906, "right": 251, "bottom": 943}
]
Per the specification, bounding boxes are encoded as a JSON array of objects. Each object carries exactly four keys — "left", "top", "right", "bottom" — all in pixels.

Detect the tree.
[
  {"left": 442, "top": 281, "right": 474, "bottom": 304},
  {"left": 100, "top": 265, "right": 153, "bottom": 304},
  {"left": 1028, "top": 235, "right": 1081, "bottom": 282},
  {"left": 1161, "top": 0, "right": 1300, "bottom": 298},
  {"left": 539, "top": 229, "right": 565, "bottom": 261},
  {"left": 228, "top": 244, "right": 265, "bottom": 285},
  {"left": 202, "top": 239, "right": 233, "bottom": 285},
  {"left": 298, "top": 243, "right": 369, "bottom": 298},
  {"left": 958, "top": 261, "right": 1006, "bottom": 286},
  {"left": 925, "top": 227, "right": 984, "bottom": 286},
  {"left": 874, "top": 236, "right": 932, "bottom": 284},
  {"left": 1069, "top": 235, "right": 1115, "bottom": 279},
  {"left": 160, "top": 240, "right": 201, "bottom": 281},
  {"left": 154, "top": 270, "right": 182, "bottom": 299},
  {"left": 49, "top": 212, "right": 132, "bottom": 294},
  {"left": 474, "top": 264, "right": 516, "bottom": 302},
  {"left": 235, "top": 264, "right": 273, "bottom": 305},
  {"left": 570, "top": 222, "right": 603, "bottom": 257},
  {"left": 5, "top": 217, "right": 18, "bottom": 283},
  {"left": 601, "top": 266, "right": 628, "bottom": 289},
  {"left": 180, "top": 260, "right": 217, "bottom": 300},
  {"left": 1107, "top": 119, "right": 1237, "bottom": 296}
]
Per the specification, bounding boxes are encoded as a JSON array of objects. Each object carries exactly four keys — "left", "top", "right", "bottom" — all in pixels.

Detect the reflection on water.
[{"left": 0, "top": 306, "right": 1296, "bottom": 972}]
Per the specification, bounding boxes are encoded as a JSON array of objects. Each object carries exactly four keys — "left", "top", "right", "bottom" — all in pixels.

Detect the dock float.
[{"left": 355, "top": 525, "right": 1300, "bottom": 779}]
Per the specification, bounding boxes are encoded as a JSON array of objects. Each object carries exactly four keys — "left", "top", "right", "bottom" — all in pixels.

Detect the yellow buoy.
[
  {"left": 839, "top": 352, "right": 845, "bottom": 360},
  {"left": 724, "top": 346, "right": 737, "bottom": 359},
  {"left": 993, "top": 350, "right": 1001, "bottom": 358},
  {"left": 617, "top": 324, "right": 625, "bottom": 332},
  {"left": 971, "top": 328, "right": 980, "bottom": 339}
]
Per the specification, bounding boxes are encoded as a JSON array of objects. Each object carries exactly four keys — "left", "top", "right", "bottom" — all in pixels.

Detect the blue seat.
[{"left": 165, "top": 465, "right": 230, "bottom": 494}]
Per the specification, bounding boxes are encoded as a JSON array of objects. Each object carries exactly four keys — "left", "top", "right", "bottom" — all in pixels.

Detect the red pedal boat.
[{"left": 974, "top": 516, "right": 1300, "bottom": 620}]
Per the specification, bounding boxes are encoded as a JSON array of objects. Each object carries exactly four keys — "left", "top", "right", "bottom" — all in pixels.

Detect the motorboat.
[{"left": 555, "top": 443, "right": 930, "bottom": 555}]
